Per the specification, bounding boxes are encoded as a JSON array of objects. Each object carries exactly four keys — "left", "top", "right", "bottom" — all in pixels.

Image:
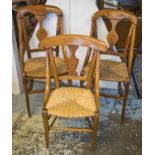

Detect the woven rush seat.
[
  {"left": 24, "top": 57, "right": 68, "bottom": 78},
  {"left": 84, "top": 60, "right": 129, "bottom": 82},
  {"left": 46, "top": 87, "right": 97, "bottom": 118}
]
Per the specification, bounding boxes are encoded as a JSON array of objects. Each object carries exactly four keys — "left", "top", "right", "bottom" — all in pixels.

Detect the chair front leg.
[
  {"left": 91, "top": 111, "right": 99, "bottom": 151},
  {"left": 42, "top": 109, "right": 49, "bottom": 148}
]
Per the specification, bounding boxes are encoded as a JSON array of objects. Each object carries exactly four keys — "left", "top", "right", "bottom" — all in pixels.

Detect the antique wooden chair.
[
  {"left": 107, "top": 16, "right": 142, "bottom": 98},
  {"left": 17, "top": 5, "right": 68, "bottom": 117},
  {"left": 39, "top": 35, "right": 108, "bottom": 151},
  {"left": 81, "top": 9, "right": 137, "bottom": 123},
  {"left": 103, "top": 14, "right": 142, "bottom": 98}
]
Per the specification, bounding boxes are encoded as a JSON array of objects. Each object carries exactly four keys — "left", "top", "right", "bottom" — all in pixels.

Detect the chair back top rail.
[
  {"left": 39, "top": 34, "right": 108, "bottom": 51},
  {"left": 92, "top": 9, "right": 137, "bottom": 24},
  {"left": 17, "top": 5, "right": 62, "bottom": 17}
]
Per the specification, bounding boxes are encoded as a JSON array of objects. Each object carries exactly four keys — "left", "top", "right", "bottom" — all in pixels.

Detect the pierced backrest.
[
  {"left": 17, "top": 5, "right": 63, "bottom": 59},
  {"left": 91, "top": 9, "right": 137, "bottom": 62},
  {"left": 39, "top": 34, "right": 108, "bottom": 86}
]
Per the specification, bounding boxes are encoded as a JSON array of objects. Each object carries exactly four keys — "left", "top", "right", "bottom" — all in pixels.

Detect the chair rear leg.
[
  {"left": 80, "top": 80, "right": 84, "bottom": 88},
  {"left": 23, "top": 77, "right": 31, "bottom": 117},
  {"left": 29, "top": 79, "right": 34, "bottom": 91},
  {"left": 68, "top": 80, "right": 72, "bottom": 87},
  {"left": 42, "top": 110, "right": 49, "bottom": 148},
  {"left": 121, "top": 82, "right": 129, "bottom": 124},
  {"left": 118, "top": 82, "right": 123, "bottom": 96},
  {"left": 91, "top": 78, "right": 95, "bottom": 92},
  {"left": 91, "top": 112, "right": 99, "bottom": 151},
  {"left": 80, "top": 72, "right": 84, "bottom": 88}
]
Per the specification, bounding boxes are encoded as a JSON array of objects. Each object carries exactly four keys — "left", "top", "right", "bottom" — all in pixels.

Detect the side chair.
[
  {"left": 104, "top": 15, "right": 142, "bottom": 98},
  {"left": 96, "top": 1, "right": 142, "bottom": 98},
  {"left": 39, "top": 34, "right": 108, "bottom": 151},
  {"left": 17, "top": 5, "right": 68, "bottom": 117},
  {"left": 81, "top": 9, "right": 137, "bottom": 123}
]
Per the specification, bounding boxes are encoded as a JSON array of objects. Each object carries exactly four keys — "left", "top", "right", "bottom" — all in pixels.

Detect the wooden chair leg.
[
  {"left": 118, "top": 82, "right": 123, "bottom": 96},
  {"left": 29, "top": 79, "right": 34, "bottom": 91},
  {"left": 121, "top": 82, "right": 129, "bottom": 124},
  {"left": 68, "top": 80, "right": 72, "bottom": 87},
  {"left": 23, "top": 77, "right": 31, "bottom": 118},
  {"left": 91, "top": 112, "right": 99, "bottom": 151},
  {"left": 80, "top": 80, "right": 84, "bottom": 88},
  {"left": 42, "top": 110, "right": 49, "bottom": 148},
  {"left": 80, "top": 72, "right": 84, "bottom": 88},
  {"left": 88, "top": 78, "right": 95, "bottom": 92}
]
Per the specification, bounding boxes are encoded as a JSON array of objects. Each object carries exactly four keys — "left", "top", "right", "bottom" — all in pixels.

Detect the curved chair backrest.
[
  {"left": 39, "top": 34, "right": 108, "bottom": 108},
  {"left": 85, "top": 9, "right": 137, "bottom": 76},
  {"left": 17, "top": 5, "right": 63, "bottom": 59},
  {"left": 91, "top": 9, "right": 136, "bottom": 57}
]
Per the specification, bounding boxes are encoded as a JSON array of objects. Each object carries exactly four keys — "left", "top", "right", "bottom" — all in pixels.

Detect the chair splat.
[{"left": 35, "top": 15, "right": 48, "bottom": 41}]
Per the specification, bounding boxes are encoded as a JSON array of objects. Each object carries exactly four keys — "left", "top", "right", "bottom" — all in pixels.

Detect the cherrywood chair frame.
[
  {"left": 81, "top": 9, "right": 137, "bottom": 123},
  {"left": 39, "top": 34, "right": 108, "bottom": 151},
  {"left": 17, "top": 5, "right": 64, "bottom": 117}
]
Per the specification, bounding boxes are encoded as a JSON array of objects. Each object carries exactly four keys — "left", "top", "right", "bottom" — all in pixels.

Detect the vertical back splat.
[
  {"left": 35, "top": 15, "right": 48, "bottom": 41},
  {"left": 107, "top": 19, "right": 119, "bottom": 50},
  {"left": 67, "top": 45, "right": 79, "bottom": 76}
]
